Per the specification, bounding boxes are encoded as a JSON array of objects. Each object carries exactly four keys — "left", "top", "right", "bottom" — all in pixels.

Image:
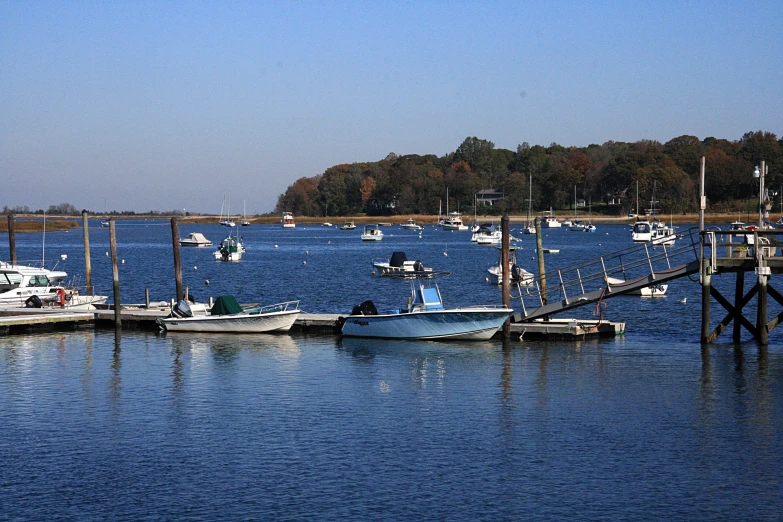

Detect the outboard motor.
[
  {"left": 351, "top": 300, "right": 379, "bottom": 316},
  {"left": 413, "top": 260, "right": 424, "bottom": 272},
  {"left": 511, "top": 264, "right": 523, "bottom": 281}
]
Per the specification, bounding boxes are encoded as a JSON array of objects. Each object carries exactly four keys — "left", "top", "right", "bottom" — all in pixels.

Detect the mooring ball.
[
  {"left": 194, "top": 266, "right": 197, "bottom": 270},
  {"left": 303, "top": 261, "right": 307, "bottom": 265},
  {"left": 328, "top": 241, "right": 331, "bottom": 244},
  {"left": 121, "top": 259, "right": 125, "bottom": 264},
  {"left": 205, "top": 280, "right": 209, "bottom": 285},
  {"left": 274, "top": 244, "right": 278, "bottom": 248}
]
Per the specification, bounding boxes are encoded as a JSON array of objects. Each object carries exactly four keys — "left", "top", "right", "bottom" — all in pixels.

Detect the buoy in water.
[
  {"left": 274, "top": 244, "right": 278, "bottom": 248},
  {"left": 205, "top": 280, "right": 210, "bottom": 285}
]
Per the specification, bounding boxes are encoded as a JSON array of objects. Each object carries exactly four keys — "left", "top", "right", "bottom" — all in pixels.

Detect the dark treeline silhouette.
[{"left": 275, "top": 131, "right": 781, "bottom": 217}]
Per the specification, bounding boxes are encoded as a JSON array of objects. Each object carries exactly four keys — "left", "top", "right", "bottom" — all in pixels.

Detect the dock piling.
[
  {"left": 171, "top": 218, "right": 183, "bottom": 303},
  {"left": 535, "top": 217, "right": 547, "bottom": 307},
  {"left": 81, "top": 210, "right": 92, "bottom": 295},
  {"left": 7, "top": 214, "right": 16, "bottom": 265},
  {"left": 109, "top": 219, "right": 121, "bottom": 329},
  {"left": 501, "top": 214, "right": 510, "bottom": 339}
]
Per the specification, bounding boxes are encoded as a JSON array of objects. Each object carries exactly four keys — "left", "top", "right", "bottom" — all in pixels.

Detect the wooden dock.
[{"left": 0, "top": 307, "right": 624, "bottom": 340}]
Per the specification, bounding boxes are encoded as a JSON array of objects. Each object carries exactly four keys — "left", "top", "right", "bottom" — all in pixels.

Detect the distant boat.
[
  {"left": 214, "top": 233, "right": 245, "bottom": 261},
  {"left": 341, "top": 277, "right": 513, "bottom": 340},
  {"left": 219, "top": 195, "right": 236, "bottom": 227},
  {"left": 487, "top": 245, "right": 534, "bottom": 286},
  {"left": 401, "top": 218, "right": 423, "bottom": 231},
  {"left": 341, "top": 221, "right": 356, "bottom": 230},
  {"left": 541, "top": 209, "right": 561, "bottom": 228},
  {"left": 361, "top": 224, "right": 383, "bottom": 241},
  {"left": 372, "top": 251, "right": 446, "bottom": 278},
  {"left": 158, "top": 295, "right": 300, "bottom": 333},
  {"left": 442, "top": 212, "right": 469, "bottom": 231},
  {"left": 179, "top": 232, "right": 212, "bottom": 247},
  {"left": 281, "top": 212, "right": 295, "bottom": 228},
  {"left": 241, "top": 200, "right": 250, "bottom": 226},
  {"left": 606, "top": 276, "right": 668, "bottom": 296}
]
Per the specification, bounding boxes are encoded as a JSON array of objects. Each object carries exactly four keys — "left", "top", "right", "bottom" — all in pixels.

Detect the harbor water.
[{"left": 1, "top": 221, "right": 782, "bottom": 519}]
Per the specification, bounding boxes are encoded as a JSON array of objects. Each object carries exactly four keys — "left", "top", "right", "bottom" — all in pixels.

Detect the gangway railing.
[{"left": 511, "top": 227, "right": 702, "bottom": 322}]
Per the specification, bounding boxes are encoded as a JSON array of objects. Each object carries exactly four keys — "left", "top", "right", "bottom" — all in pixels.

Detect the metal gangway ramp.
[{"left": 512, "top": 227, "right": 701, "bottom": 322}]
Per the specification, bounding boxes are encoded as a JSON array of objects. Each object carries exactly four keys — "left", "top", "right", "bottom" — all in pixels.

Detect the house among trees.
[{"left": 476, "top": 189, "right": 505, "bottom": 206}]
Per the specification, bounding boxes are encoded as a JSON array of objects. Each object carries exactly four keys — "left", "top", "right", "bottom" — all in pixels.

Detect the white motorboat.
[
  {"left": 322, "top": 222, "right": 333, "bottom": 227},
  {"left": 0, "top": 261, "right": 107, "bottom": 309},
  {"left": 159, "top": 296, "right": 300, "bottom": 333},
  {"left": 372, "top": 252, "right": 445, "bottom": 278},
  {"left": 281, "top": 212, "right": 296, "bottom": 228},
  {"left": 631, "top": 220, "right": 653, "bottom": 242},
  {"left": 340, "top": 277, "right": 513, "bottom": 340},
  {"left": 179, "top": 232, "right": 212, "bottom": 247},
  {"left": 341, "top": 221, "right": 356, "bottom": 230},
  {"left": 606, "top": 276, "right": 668, "bottom": 296},
  {"left": 361, "top": 224, "right": 384, "bottom": 241},
  {"left": 487, "top": 246, "right": 535, "bottom": 286},
  {"left": 472, "top": 223, "right": 504, "bottom": 245},
  {"left": 442, "top": 212, "right": 469, "bottom": 231},
  {"left": 401, "top": 218, "right": 423, "bottom": 231},
  {"left": 214, "top": 233, "right": 245, "bottom": 261},
  {"left": 542, "top": 209, "right": 561, "bottom": 228}
]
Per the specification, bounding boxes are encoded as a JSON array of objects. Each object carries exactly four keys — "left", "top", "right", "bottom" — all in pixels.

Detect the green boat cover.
[{"left": 210, "top": 295, "right": 244, "bottom": 316}]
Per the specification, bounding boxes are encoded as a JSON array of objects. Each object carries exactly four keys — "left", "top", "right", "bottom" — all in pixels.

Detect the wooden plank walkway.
[{"left": 0, "top": 308, "right": 624, "bottom": 341}]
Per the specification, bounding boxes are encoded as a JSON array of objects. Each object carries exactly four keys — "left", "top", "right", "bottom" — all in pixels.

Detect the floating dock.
[{"left": 0, "top": 307, "right": 623, "bottom": 340}]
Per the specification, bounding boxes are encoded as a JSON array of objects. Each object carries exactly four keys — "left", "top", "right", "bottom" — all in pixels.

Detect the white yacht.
[
  {"left": 281, "top": 212, "right": 295, "bottom": 228},
  {"left": 442, "top": 212, "right": 469, "bottom": 231},
  {"left": 0, "top": 261, "right": 107, "bottom": 308},
  {"left": 341, "top": 221, "right": 356, "bottom": 230}
]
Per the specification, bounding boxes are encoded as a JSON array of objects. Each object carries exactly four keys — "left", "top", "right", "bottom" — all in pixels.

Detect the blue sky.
[{"left": 2, "top": 1, "right": 781, "bottom": 214}]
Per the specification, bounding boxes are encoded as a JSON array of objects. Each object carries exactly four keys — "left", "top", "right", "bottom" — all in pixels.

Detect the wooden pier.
[{"left": 0, "top": 307, "right": 624, "bottom": 340}]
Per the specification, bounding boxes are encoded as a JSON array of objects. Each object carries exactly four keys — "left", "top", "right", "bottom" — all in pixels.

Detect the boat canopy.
[
  {"left": 390, "top": 252, "right": 407, "bottom": 267},
  {"left": 211, "top": 295, "right": 244, "bottom": 316},
  {"left": 412, "top": 283, "right": 444, "bottom": 311}
]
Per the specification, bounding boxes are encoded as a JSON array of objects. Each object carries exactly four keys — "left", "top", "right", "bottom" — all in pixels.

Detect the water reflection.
[{"left": 109, "top": 330, "right": 122, "bottom": 415}]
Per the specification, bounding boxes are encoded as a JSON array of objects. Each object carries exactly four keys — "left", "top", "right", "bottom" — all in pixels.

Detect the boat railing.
[
  {"left": 249, "top": 300, "right": 300, "bottom": 314},
  {"left": 513, "top": 226, "right": 701, "bottom": 312}
]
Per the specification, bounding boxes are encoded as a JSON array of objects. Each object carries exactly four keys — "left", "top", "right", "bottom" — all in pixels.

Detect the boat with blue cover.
[{"left": 340, "top": 277, "right": 513, "bottom": 340}]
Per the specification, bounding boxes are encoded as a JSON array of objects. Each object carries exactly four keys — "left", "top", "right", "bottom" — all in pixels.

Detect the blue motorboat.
[{"left": 340, "top": 278, "right": 513, "bottom": 341}]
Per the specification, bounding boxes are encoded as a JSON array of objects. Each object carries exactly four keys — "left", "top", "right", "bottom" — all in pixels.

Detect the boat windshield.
[
  {"left": 0, "top": 272, "right": 23, "bottom": 292},
  {"left": 633, "top": 222, "right": 651, "bottom": 234}
]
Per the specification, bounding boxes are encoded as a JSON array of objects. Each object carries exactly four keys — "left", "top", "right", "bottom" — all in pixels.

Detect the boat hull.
[
  {"left": 161, "top": 309, "right": 300, "bottom": 333},
  {"left": 341, "top": 309, "right": 512, "bottom": 340}
]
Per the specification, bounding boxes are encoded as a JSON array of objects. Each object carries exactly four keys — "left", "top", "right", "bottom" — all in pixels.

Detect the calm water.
[{"left": 1, "top": 222, "right": 782, "bottom": 520}]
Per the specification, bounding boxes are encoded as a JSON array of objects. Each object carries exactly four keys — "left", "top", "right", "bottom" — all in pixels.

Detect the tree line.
[{"left": 274, "top": 131, "right": 781, "bottom": 217}]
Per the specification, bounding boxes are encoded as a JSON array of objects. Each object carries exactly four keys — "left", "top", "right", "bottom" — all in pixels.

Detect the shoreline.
[{"left": 0, "top": 212, "right": 773, "bottom": 232}]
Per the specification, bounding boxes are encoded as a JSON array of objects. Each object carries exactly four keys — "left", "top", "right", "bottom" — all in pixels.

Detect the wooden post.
[
  {"left": 7, "top": 214, "right": 16, "bottom": 264},
  {"left": 535, "top": 217, "right": 547, "bottom": 306},
  {"left": 109, "top": 219, "right": 121, "bottom": 329},
  {"left": 757, "top": 160, "right": 768, "bottom": 345},
  {"left": 758, "top": 271, "right": 769, "bottom": 344},
  {"left": 501, "top": 214, "right": 511, "bottom": 339},
  {"left": 171, "top": 218, "right": 183, "bottom": 303},
  {"left": 81, "top": 210, "right": 92, "bottom": 295},
  {"left": 701, "top": 259, "right": 711, "bottom": 344},
  {"left": 733, "top": 271, "right": 744, "bottom": 342},
  {"left": 145, "top": 288, "right": 150, "bottom": 309}
]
